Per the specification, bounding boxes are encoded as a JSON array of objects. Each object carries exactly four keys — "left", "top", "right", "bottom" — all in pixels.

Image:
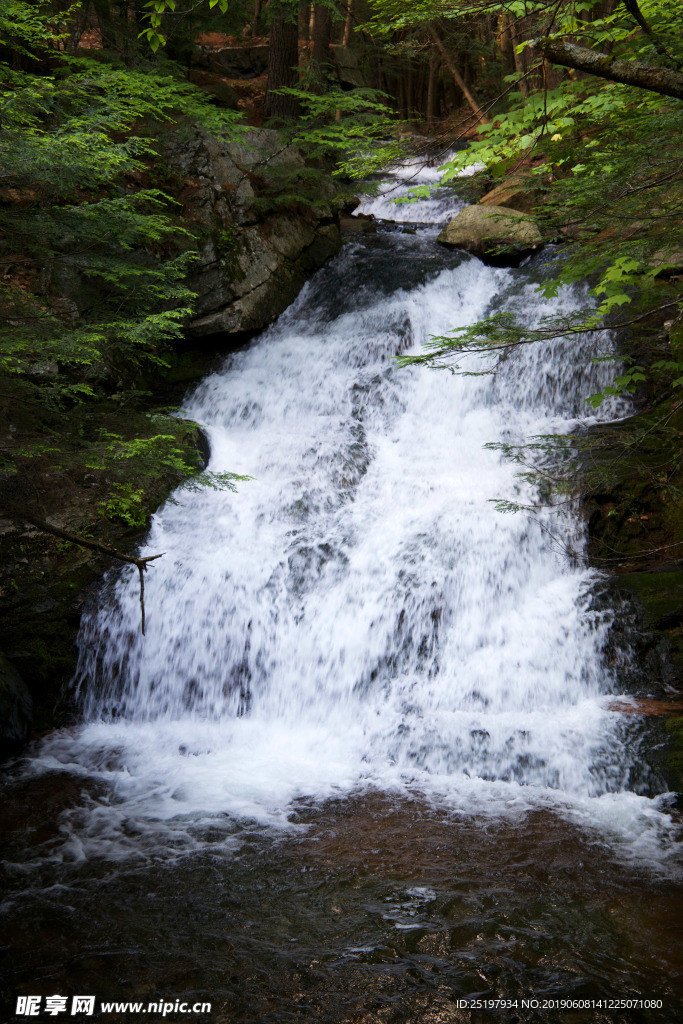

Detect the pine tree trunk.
[
  {"left": 312, "top": 4, "right": 332, "bottom": 67},
  {"left": 427, "top": 53, "right": 436, "bottom": 128},
  {"left": 311, "top": 3, "right": 332, "bottom": 91},
  {"left": 507, "top": 14, "right": 529, "bottom": 99},
  {"left": 298, "top": 1, "right": 309, "bottom": 41},
  {"left": 264, "top": 10, "right": 300, "bottom": 119},
  {"left": 343, "top": 1, "right": 353, "bottom": 47}
]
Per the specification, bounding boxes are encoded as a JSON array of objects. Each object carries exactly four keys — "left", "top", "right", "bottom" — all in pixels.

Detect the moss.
[
  {"left": 664, "top": 716, "right": 683, "bottom": 794},
  {"left": 614, "top": 571, "right": 683, "bottom": 631}
]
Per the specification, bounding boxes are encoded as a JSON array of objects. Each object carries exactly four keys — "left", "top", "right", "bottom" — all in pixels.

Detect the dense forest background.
[{"left": 0, "top": 0, "right": 681, "bottom": 747}]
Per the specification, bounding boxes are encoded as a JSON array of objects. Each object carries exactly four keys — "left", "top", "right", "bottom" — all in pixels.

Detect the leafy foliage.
[
  {"left": 280, "top": 85, "right": 406, "bottom": 186},
  {"left": 395, "top": 1, "right": 682, "bottom": 393},
  {"left": 0, "top": 0, "right": 248, "bottom": 524}
]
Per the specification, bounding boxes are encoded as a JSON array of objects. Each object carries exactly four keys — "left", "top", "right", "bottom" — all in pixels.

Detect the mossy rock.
[
  {"left": 664, "top": 716, "right": 683, "bottom": 794},
  {"left": 0, "top": 652, "right": 32, "bottom": 757},
  {"left": 437, "top": 205, "right": 542, "bottom": 266},
  {"left": 614, "top": 571, "right": 683, "bottom": 632}
]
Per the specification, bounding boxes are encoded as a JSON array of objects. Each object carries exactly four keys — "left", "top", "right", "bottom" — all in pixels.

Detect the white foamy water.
[
  {"left": 354, "top": 149, "right": 479, "bottom": 224},
  {"left": 27, "top": 172, "right": 678, "bottom": 865}
]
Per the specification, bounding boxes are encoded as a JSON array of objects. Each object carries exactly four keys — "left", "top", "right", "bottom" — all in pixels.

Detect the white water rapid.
[{"left": 33, "top": 162, "right": 677, "bottom": 865}]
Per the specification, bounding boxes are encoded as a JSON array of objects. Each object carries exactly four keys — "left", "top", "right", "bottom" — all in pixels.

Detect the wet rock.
[
  {"left": 437, "top": 204, "right": 542, "bottom": 265},
  {"left": 340, "top": 213, "right": 376, "bottom": 234},
  {"left": 164, "top": 126, "right": 342, "bottom": 337},
  {"left": 0, "top": 651, "right": 32, "bottom": 756}
]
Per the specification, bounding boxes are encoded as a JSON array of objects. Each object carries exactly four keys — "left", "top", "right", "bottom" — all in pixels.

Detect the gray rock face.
[
  {"left": 437, "top": 205, "right": 542, "bottom": 265},
  {"left": 0, "top": 652, "right": 32, "bottom": 755},
  {"left": 331, "top": 45, "right": 368, "bottom": 89},
  {"left": 164, "top": 127, "right": 342, "bottom": 337}
]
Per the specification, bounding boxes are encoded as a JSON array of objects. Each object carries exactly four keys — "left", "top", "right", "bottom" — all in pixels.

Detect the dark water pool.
[{"left": 1, "top": 776, "right": 681, "bottom": 1024}]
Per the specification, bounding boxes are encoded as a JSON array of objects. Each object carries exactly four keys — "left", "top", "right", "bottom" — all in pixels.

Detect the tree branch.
[
  {"left": 532, "top": 38, "right": 683, "bottom": 99},
  {"left": 21, "top": 515, "right": 163, "bottom": 635}
]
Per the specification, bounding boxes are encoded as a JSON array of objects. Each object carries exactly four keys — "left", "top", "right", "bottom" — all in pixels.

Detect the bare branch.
[{"left": 21, "top": 515, "right": 163, "bottom": 635}]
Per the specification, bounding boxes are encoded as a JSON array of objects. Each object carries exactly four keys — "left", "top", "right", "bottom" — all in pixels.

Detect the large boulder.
[
  {"left": 331, "top": 45, "right": 368, "bottom": 89},
  {"left": 437, "top": 205, "right": 542, "bottom": 265},
  {"left": 163, "top": 126, "right": 342, "bottom": 337},
  {"left": 191, "top": 43, "right": 269, "bottom": 79},
  {"left": 0, "top": 652, "right": 32, "bottom": 756}
]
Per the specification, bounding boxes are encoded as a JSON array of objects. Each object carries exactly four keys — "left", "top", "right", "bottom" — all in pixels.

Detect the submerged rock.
[
  {"left": 0, "top": 652, "right": 32, "bottom": 756},
  {"left": 437, "top": 205, "right": 542, "bottom": 265}
]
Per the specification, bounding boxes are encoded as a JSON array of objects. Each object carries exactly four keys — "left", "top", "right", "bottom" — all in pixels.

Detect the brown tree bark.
[
  {"left": 428, "top": 27, "right": 489, "bottom": 123},
  {"left": 506, "top": 14, "right": 529, "bottom": 99},
  {"left": 312, "top": 4, "right": 332, "bottom": 69},
  {"left": 264, "top": 7, "right": 300, "bottom": 119},
  {"left": 298, "top": 1, "right": 310, "bottom": 41},
  {"left": 246, "top": 0, "right": 263, "bottom": 37},
  {"left": 533, "top": 38, "right": 683, "bottom": 98},
  {"left": 427, "top": 53, "right": 436, "bottom": 127},
  {"left": 309, "top": 3, "right": 333, "bottom": 92},
  {"left": 343, "top": 1, "right": 353, "bottom": 47}
]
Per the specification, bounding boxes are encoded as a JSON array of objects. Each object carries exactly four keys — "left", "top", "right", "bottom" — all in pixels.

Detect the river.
[{"left": 1, "top": 158, "right": 681, "bottom": 1023}]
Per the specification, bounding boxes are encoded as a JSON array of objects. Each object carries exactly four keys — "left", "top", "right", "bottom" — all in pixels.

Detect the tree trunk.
[
  {"left": 312, "top": 4, "right": 332, "bottom": 67},
  {"left": 264, "top": 9, "right": 300, "bottom": 119},
  {"left": 428, "top": 27, "right": 489, "bottom": 123},
  {"left": 343, "top": 0, "right": 353, "bottom": 47},
  {"left": 93, "top": 0, "right": 118, "bottom": 51},
  {"left": 250, "top": 0, "right": 263, "bottom": 37},
  {"left": 427, "top": 53, "right": 436, "bottom": 127},
  {"left": 298, "top": 1, "right": 309, "bottom": 41},
  {"left": 533, "top": 38, "right": 683, "bottom": 98},
  {"left": 506, "top": 14, "right": 528, "bottom": 99},
  {"left": 311, "top": 3, "right": 332, "bottom": 90}
]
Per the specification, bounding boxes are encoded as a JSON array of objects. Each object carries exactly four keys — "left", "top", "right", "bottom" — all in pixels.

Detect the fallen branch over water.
[{"left": 22, "top": 515, "right": 163, "bottom": 635}]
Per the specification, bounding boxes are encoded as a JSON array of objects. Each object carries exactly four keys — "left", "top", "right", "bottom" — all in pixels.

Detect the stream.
[{"left": 1, "top": 158, "right": 681, "bottom": 1023}]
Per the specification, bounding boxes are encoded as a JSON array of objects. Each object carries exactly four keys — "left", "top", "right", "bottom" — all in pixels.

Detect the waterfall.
[{"left": 33, "top": 162, "right": 676, "bottom": 864}]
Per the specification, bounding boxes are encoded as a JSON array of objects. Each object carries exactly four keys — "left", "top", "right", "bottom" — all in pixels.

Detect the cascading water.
[{"left": 32, "top": 163, "right": 677, "bottom": 864}]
